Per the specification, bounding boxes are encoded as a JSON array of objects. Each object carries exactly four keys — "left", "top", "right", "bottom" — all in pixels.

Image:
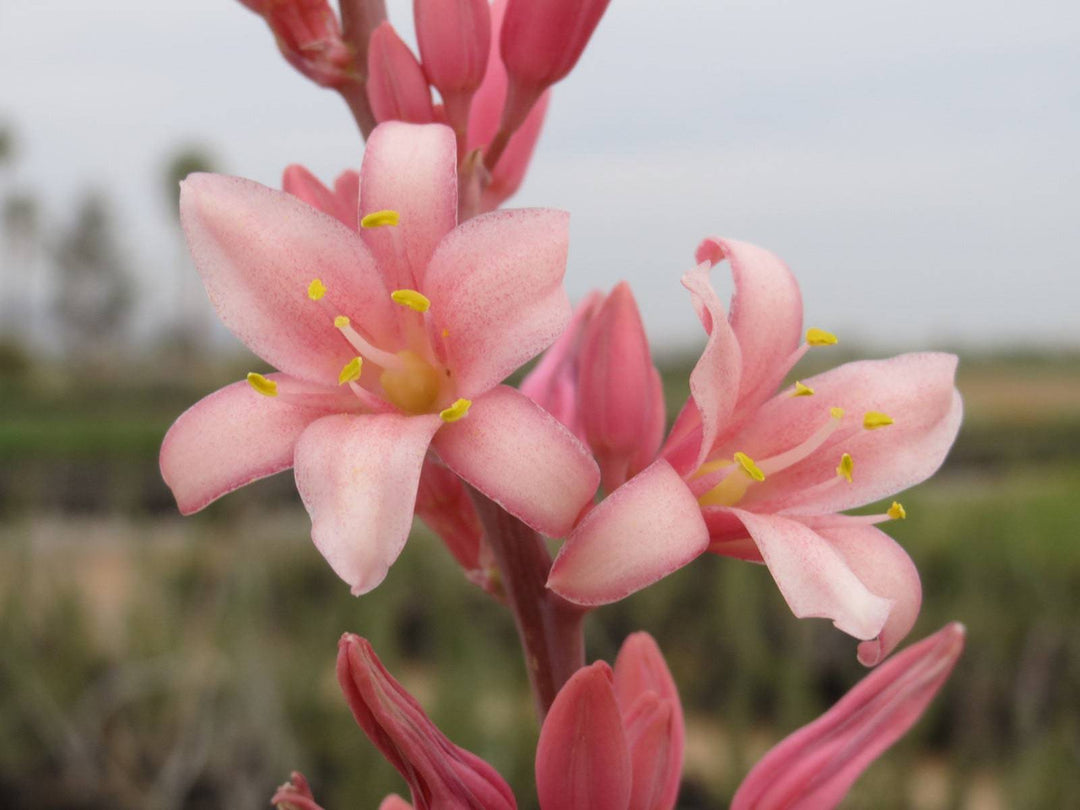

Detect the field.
[{"left": 1, "top": 351, "right": 1078, "bottom": 808}]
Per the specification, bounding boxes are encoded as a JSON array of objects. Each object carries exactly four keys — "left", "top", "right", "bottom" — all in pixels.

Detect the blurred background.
[{"left": 1, "top": 0, "right": 1078, "bottom": 807}]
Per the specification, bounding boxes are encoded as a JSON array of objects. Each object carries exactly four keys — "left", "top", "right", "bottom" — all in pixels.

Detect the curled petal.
[
  {"left": 271, "top": 770, "right": 326, "bottom": 810},
  {"left": 426, "top": 208, "right": 571, "bottom": 397},
  {"left": 549, "top": 460, "right": 708, "bottom": 606},
  {"left": 337, "top": 635, "right": 516, "bottom": 809},
  {"left": 695, "top": 237, "right": 803, "bottom": 413},
  {"left": 730, "top": 510, "right": 893, "bottom": 642},
  {"left": 729, "top": 353, "right": 962, "bottom": 515},
  {"left": 679, "top": 261, "right": 741, "bottom": 471},
  {"left": 434, "top": 386, "right": 599, "bottom": 538},
  {"left": 360, "top": 122, "right": 457, "bottom": 291},
  {"left": 731, "top": 623, "right": 965, "bottom": 810},
  {"left": 536, "top": 662, "right": 631, "bottom": 810},
  {"left": 160, "top": 375, "right": 347, "bottom": 514},
  {"left": 180, "top": 173, "right": 395, "bottom": 386},
  {"left": 294, "top": 413, "right": 441, "bottom": 595}
]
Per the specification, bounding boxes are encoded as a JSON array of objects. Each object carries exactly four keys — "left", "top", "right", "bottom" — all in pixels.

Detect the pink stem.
[{"left": 468, "top": 489, "right": 586, "bottom": 720}]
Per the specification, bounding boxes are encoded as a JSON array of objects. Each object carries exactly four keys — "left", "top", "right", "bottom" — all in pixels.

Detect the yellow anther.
[
  {"left": 836, "top": 453, "right": 854, "bottom": 483},
  {"left": 807, "top": 328, "right": 838, "bottom": 346},
  {"left": 361, "top": 209, "right": 400, "bottom": 228},
  {"left": 830, "top": 406, "right": 845, "bottom": 420},
  {"left": 441, "top": 328, "right": 449, "bottom": 338},
  {"left": 734, "top": 452, "right": 766, "bottom": 482},
  {"left": 887, "top": 501, "right": 907, "bottom": 520},
  {"left": 307, "top": 278, "right": 327, "bottom": 301},
  {"left": 439, "top": 398, "right": 472, "bottom": 423},
  {"left": 334, "top": 315, "right": 351, "bottom": 329},
  {"left": 338, "top": 357, "right": 363, "bottom": 385},
  {"left": 792, "top": 381, "right": 815, "bottom": 397},
  {"left": 391, "top": 289, "right": 431, "bottom": 313},
  {"left": 246, "top": 372, "right": 278, "bottom": 397},
  {"left": 864, "top": 411, "right": 895, "bottom": 430}
]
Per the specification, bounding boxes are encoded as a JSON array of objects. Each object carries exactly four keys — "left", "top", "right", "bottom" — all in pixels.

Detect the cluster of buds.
[{"left": 239, "top": 0, "right": 610, "bottom": 217}]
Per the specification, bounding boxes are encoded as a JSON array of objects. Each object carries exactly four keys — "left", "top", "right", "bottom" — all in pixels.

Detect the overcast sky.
[{"left": 1, "top": 0, "right": 1077, "bottom": 353}]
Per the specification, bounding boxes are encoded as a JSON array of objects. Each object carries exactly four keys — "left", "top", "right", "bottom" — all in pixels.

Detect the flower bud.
[
  {"left": 414, "top": 0, "right": 491, "bottom": 138},
  {"left": 366, "top": 22, "right": 435, "bottom": 124},
  {"left": 238, "top": 0, "right": 354, "bottom": 88}
]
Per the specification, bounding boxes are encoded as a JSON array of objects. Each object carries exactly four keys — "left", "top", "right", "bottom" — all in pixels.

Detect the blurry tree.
[
  {"left": 158, "top": 145, "right": 219, "bottom": 362},
  {"left": 53, "top": 193, "right": 133, "bottom": 371}
]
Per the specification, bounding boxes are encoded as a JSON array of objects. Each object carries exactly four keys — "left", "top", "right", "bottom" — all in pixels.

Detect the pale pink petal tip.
[
  {"left": 548, "top": 460, "right": 708, "bottom": 606},
  {"left": 731, "top": 622, "right": 965, "bottom": 810}
]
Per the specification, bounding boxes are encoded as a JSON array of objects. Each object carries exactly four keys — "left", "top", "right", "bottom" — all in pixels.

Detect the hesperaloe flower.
[
  {"left": 160, "top": 122, "right": 599, "bottom": 596},
  {"left": 549, "top": 238, "right": 962, "bottom": 664}
]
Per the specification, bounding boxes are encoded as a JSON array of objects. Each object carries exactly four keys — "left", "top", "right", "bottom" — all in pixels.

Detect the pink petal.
[
  {"left": 679, "top": 261, "right": 741, "bottom": 471},
  {"left": 622, "top": 694, "right": 675, "bottom": 810},
  {"left": 730, "top": 510, "right": 893, "bottom": 641},
  {"left": 415, "top": 458, "right": 494, "bottom": 591},
  {"left": 536, "top": 662, "right": 632, "bottom": 810},
  {"left": 548, "top": 460, "right": 708, "bottom": 606},
  {"left": 814, "top": 523, "right": 922, "bottom": 666},
  {"left": 293, "top": 413, "right": 441, "bottom": 595},
  {"left": 378, "top": 797, "right": 412, "bottom": 810},
  {"left": 727, "top": 353, "right": 962, "bottom": 514},
  {"left": 281, "top": 164, "right": 359, "bottom": 228},
  {"left": 695, "top": 237, "right": 803, "bottom": 413},
  {"left": 731, "top": 623, "right": 965, "bottom": 810},
  {"left": 359, "top": 122, "right": 457, "bottom": 291},
  {"left": 433, "top": 386, "right": 599, "bottom": 538},
  {"left": 425, "top": 208, "right": 570, "bottom": 397},
  {"left": 271, "top": 771, "right": 326, "bottom": 810},
  {"left": 613, "top": 633, "right": 684, "bottom": 810},
  {"left": 160, "top": 374, "right": 346, "bottom": 514},
  {"left": 180, "top": 173, "right": 395, "bottom": 386}
]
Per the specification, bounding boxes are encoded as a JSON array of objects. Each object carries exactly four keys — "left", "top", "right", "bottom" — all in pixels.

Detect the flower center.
[{"left": 379, "top": 350, "right": 442, "bottom": 414}]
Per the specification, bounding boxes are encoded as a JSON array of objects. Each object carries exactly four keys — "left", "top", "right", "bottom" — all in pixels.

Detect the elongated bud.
[
  {"left": 415, "top": 0, "right": 491, "bottom": 140},
  {"left": 339, "top": 0, "right": 387, "bottom": 76},
  {"left": 497, "top": 0, "right": 611, "bottom": 138},
  {"left": 467, "top": 0, "right": 549, "bottom": 210},
  {"left": 366, "top": 22, "right": 435, "bottom": 124},
  {"left": 414, "top": 460, "right": 499, "bottom": 595},
  {"left": 614, "top": 633, "right": 684, "bottom": 810},
  {"left": 337, "top": 635, "right": 517, "bottom": 809},
  {"left": 536, "top": 662, "right": 632, "bottom": 810},
  {"left": 731, "top": 623, "right": 966, "bottom": 810},
  {"left": 520, "top": 290, "right": 604, "bottom": 442},
  {"left": 238, "top": 0, "right": 353, "bottom": 88},
  {"left": 579, "top": 282, "right": 665, "bottom": 492}
]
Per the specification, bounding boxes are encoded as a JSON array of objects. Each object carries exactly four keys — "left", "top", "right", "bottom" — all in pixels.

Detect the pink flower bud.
[
  {"left": 579, "top": 282, "right": 665, "bottom": 492},
  {"left": 415, "top": 459, "right": 499, "bottom": 595},
  {"left": 238, "top": 0, "right": 354, "bottom": 88},
  {"left": 377, "top": 796, "right": 412, "bottom": 810},
  {"left": 271, "top": 771, "right": 325, "bottom": 810},
  {"left": 498, "top": 0, "right": 611, "bottom": 136},
  {"left": 414, "top": 0, "right": 491, "bottom": 138},
  {"left": 337, "top": 634, "right": 517, "bottom": 809},
  {"left": 732, "top": 623, "right": 966, "bottom": 810},
  {"left": 281, "top": 164, "right": 359, "bottom": 229},
  {"left": 366, "top": 22, "right": 435, "bottom": 124}
]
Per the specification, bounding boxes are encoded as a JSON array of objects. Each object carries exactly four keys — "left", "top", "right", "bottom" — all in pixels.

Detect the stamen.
[
  {"left": 361, "top": 209, "right": 400, "bottom": 228},
  {"left": 734, "top": 452, "right": 765, "bottom": 481},
  {"left": 830, "top": 406, "right": 845, "bottom": 419},
  {"left": 307, "top": 278, "right": 327, "bottom": 301},
  {"left": 391, "top": 289, "right": 431, "bottom": 313},
  {"left": 864, "top": 411, "right": 895, "bottom": 430},
  {"left": 792, "top": 381, "right": 815, "bottom": 396},
  {"left": 246, "top": 372, "right": 278, "bottom": 397},
  {"left": 887, "top": 501, "right": 907, "bottom": 520},
  {"left": 756, "top": 407, "right": 845, "bottom": 476},
  {"left": 806, "top": 328, "right": 838, "bottom": 346},
  {"left": 335, "top": 316, "right": 404, "bottom": 369},
  {"left": 338, "top": 357, "right": 363, "bottom": 385},
  {"left": 439, "top": 398, "right": 472, "bottom": 422},
  {"left": 836, "top": 453, "right": 854, "bottom": 482}
]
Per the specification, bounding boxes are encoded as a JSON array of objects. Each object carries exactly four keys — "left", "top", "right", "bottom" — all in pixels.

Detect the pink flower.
[
  {"left": 549, "top": 238, "right": 962, "bottom": 664},
  {"left": 337, "top": 634, "right": 518, "bottom": 809},
  {"left": 536, "top": 632, "right": 683, "bottom": 810},
  {"left": 732, "top": 622, "right": 966, "bottom": 809},
  {"left": 160, "top": 122, "right": 599, "bottom": 595}
]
